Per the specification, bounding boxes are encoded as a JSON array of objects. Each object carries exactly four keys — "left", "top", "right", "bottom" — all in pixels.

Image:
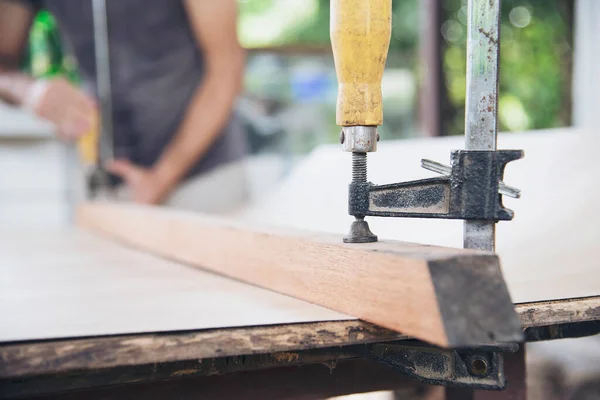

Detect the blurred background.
[
  {"left": 0, "top": 0, "right": 578, "bottom": 224},
  {"left": 236, "top": 0, "right": 573, "bottom": 144},
  {"left": 0, "top": 2, "right": 598, "bottom": 398}
]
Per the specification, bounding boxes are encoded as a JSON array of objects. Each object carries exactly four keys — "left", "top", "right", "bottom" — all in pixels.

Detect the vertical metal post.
[
  {"left": 92, "top": 0, "right": 114, "bottom": 163},
  {"left": 463, "top": 0, "right": 501, "bottom": 251}
]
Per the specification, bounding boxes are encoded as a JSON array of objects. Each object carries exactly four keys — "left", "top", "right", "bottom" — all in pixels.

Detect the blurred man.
[{"left": 0, "top": 0, "right": 247, "bottom": 212}]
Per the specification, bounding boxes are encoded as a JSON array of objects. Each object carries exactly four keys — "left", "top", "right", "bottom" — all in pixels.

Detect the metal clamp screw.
[{"left": 341, "top": 126, "right": 378, "bottom": 153}]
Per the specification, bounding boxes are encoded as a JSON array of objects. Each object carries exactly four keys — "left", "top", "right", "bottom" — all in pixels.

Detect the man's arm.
[
  {"left": 158, "top": 0, "right": 245, "bottom": 188},
  {"left": 110, "top": 0, "right": 246, "bottom": 203},
  {"left": 0, "top": 0, "right": 96, "bottom": 139}
]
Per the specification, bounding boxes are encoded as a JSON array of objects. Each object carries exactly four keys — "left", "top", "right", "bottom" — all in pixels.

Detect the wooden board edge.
[
  {"left": 1, "top": 296, "right": 598, "bottom": 379},
  {"left": 516, "top": 295, "right": 600, "bottom": 328},
  {"left": 0, "top": 320, "right": 405, "bottom": 379}
]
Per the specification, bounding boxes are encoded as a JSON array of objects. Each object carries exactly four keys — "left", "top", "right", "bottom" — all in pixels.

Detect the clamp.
[
  {"left": 334, "top": 0, "right": 523, "bottom": 251},
  {"left": 341, "top": 135, "right": 524, "bottom": 243},
  {"left": 367, "top": 341, "right": 520, "bottom": 390}
]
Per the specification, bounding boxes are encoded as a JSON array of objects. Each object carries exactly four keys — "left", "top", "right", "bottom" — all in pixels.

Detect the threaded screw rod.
[
  {"left": 352, "top": 152, "right": 367, "bottom": 183},
  {"left": 344, "top": 151, "right": 378, "bottom": 243}
]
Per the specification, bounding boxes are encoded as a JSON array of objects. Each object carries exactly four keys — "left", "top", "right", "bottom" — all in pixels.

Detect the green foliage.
[
  {"left": 390, "top": 0, "right": 420, "bottom": 52},
  {"left": 240, "top": 0, "right": 573, "bottom": 136},
  {"left": 279, "top": 0, "right": 330, "bottom": 44},
  {"left": 442, "top": 0, "right": 572, "bottom": 134},
  {"left": 238, "top": 0, "right": 277, "bottom": 15}
]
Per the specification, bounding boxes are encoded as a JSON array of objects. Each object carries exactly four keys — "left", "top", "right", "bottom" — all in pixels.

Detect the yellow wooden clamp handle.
[
  {"left": 331, "top": 0, "right": 392, "bottom": 127},
  {"left": 77, "top": 110, "right": 99, "bottom": 166}
]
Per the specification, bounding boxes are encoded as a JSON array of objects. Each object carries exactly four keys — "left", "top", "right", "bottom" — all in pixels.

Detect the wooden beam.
[{"left": 77, "top": 202, "right": 522, "bottom": 348}]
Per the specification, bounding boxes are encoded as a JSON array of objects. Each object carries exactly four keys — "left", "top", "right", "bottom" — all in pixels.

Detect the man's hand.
[
  {"left": 107, "top": 160, "right": 175, "bottom": 205},
  {"left": 1, "top": 2, "right": 95, "bottom": 141},
  {"left": 26, "top": 77, "right": 97, "bottom": 140}
]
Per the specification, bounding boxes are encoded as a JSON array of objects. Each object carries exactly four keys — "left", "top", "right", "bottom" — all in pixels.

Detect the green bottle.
[{"left": 24, "top": 10, "right": 79, "bottom": 83}]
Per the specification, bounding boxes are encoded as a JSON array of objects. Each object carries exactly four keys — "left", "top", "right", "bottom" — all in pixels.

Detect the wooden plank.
[
  {"left": 1, "top": 297, "right": 597, "bottom": 380},
  {"left": 77, "top": 202, "right": 522, "bottom": 348}
]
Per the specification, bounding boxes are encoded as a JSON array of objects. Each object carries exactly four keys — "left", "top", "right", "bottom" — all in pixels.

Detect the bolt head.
[{"left": 468, "top": 356, "right": 490, "bottom": 377}]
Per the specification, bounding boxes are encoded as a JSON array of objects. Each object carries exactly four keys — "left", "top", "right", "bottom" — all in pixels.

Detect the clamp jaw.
[
  {"left": 349, "top": 150, "right": 523, "bottom": 219},
  {"left": 344, "top": 147, "right": 523, "bottom": 243},
  {"left": 367, "top": 341, "right": 519, "bottom": 390}
]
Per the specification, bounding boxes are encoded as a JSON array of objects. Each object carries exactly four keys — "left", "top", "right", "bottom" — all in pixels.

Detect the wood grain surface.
[{"left": 77, "top": 202, "right": 521, "bottom": 347}]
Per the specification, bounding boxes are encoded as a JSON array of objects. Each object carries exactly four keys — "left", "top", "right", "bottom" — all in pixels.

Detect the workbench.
[
  {"left": 1, "top": 127, "right": 599, "bottom": 399},
  {"left": 1, "top": 229, "right": 599, "bottom": 399}
]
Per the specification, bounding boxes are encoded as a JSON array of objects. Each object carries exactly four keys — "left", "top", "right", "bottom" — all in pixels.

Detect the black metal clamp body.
[
  {"left": 367, "top": 341, "right": 519, "bottom": 390},
  {"left": 348, "top": 150, "right": 524, "bottom": 221}
]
